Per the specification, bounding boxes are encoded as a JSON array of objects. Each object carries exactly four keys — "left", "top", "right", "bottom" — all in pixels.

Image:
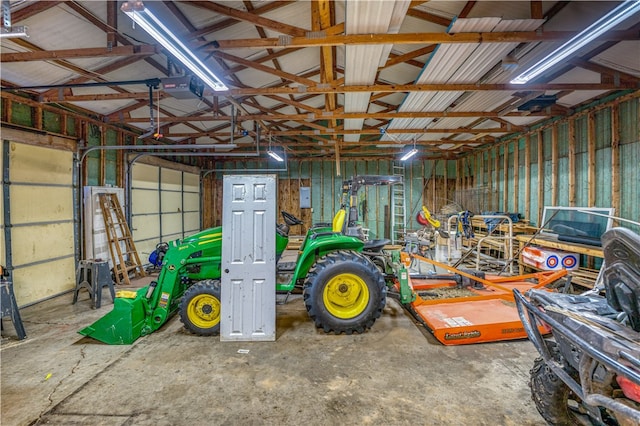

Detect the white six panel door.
[{"left": 220, "top": 175, "right": 276, "bottom": 341}]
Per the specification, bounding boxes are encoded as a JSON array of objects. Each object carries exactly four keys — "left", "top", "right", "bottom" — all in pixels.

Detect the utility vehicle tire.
[
  {"left": 529, "top": 342, "right": 583, "bottom": 425},
  {"left": 303, "top": 250, "right": 386, "bottom": 334},
  {"left": 179, "top": 280, "right": 221, "bottom": 336}
]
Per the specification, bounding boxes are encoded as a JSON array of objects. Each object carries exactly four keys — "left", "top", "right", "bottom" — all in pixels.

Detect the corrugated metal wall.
[
  {"left": 472, "top": 93, "right": 639, "bottom": 232},
  {"left": 618, "top": 98, "right": 639, "bottom": 230},
  {"left": 204, "top": 159, "right": 461, "bottom": 239},
  {"left": 203, "top": 94, "right": 638, "bottom": 237}
]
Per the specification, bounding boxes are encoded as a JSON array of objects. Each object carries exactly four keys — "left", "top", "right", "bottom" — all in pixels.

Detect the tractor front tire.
[
  {"left": 303, "top": 250, "right": 386, "bottom": 334},
  {"left": 179, "top": 280, "right": 221, "bottom": 336}
]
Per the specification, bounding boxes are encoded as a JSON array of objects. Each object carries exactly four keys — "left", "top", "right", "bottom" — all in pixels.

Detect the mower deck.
[{"left": 406, "top": 254, "right": 566, "bottom": 345}]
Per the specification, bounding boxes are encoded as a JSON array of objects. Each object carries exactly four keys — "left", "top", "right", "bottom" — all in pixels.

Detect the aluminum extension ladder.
[{"left": 391, "top": 163, "right": 407, "bottom": 244}]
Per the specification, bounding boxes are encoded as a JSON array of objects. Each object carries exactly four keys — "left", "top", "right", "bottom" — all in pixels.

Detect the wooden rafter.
[
  {"left": 210, "top": 50, "right": 317, "bottom": 86},
  {"left": 405, "top": 9, "right": 451, "bottom": 27},
  {"left": 185, "top": 1, "right": 297, "bottom": 40},
  {"left": 44, "top": 79, "right": 634, "bottom": 101},
  {"left": 225, "top": 82, "right": 639, "bottom": 96},
  {"left": 0, "top": 45, "right": 160, "bottom": 62},
  {"left": 241, "top": 0, "right": 306, "bottom": 129},
  {"left": 530, "top": 1, "right": 543, "bottom": 19},
  {"left": 201, "top": 30, "right": 638, "bottom": 50},
  {"left": 184, "top": 1, "right": 308, "bottom": 37},
  {"left": 383, "top": 46, "right": 435, "bottom": 69},
  {"left": 2, "top": 0, "right": 637, "bottom": 160},
  {"left": 35, "top": 2, "right": 168, "bottom": 101},
  {"left": 115, "top": 110, "right": 548, "bottom": 125},
  {"left": 11, "top": 1, "right": 64, "bottom": 22},
  {"left": 569, "top": 58, "right": 640, "bottom": 83},
  {"left": 219, "top": 47, "right": 304, "bottom": 76},
  {"left": 459, "top": 2, "right": 477, "bottom": 18},
  {"left": 164, "top": 127, "right": 518, "bottom": 138}
]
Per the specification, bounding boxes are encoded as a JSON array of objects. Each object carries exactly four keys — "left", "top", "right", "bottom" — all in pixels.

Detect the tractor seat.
[
  {"left": 332, "top": 209, "right": 346, "bottom": 233},
  {"left": 363, "top": 238, "right": 391, "bottom": 252}
]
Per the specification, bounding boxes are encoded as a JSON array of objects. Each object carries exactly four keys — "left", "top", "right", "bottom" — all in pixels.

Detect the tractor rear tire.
[
  {"left": 179, "top": 279, "right": 221, "bottom": 336},
  {"left": 529, "top": 342, "right": 584, "bottom": 424},
  {"left": 303, "top": 250, "right": 386, "bottom": 334}
]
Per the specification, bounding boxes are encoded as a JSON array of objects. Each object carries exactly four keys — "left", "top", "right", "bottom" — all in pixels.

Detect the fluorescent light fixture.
[
  {"left": 0, "top": 26, "right": 27, "bottom": 38},
  {"left": 121, "top": 1, "right": 227, "bottom": 91},
  {"left": 267, "top": 150, "right": 284, "bottom": 162},
  {"left": 400, "top": 148, "right": 418, "bottom": 161},
  {"left": 213, "top": 144, "right": 238, "bottom": 151},
  {"left": 511, "top": 0, "right": 640, "bottom": 84}
]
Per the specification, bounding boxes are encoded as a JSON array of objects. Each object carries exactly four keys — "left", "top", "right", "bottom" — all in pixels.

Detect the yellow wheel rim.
[
  {"left": 322, "top": 273, "right": 370, "bottom": 319},
  {"left": 187, "top": 293, "right": 221, "bottom": 329}
]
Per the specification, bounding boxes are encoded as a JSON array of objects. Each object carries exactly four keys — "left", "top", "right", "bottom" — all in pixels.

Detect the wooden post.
[
  {"left": 320, "top": 161, "right": 324, "bottom": 219},
  {"left": 537, "top": 130, "right": 544, "bottom": 225},
  {"left": 75, "top": 115, "right": 81, "bottom": 139},
  {"left": 503, "top": 143, "right": 508, "bottom": 211},
  {"left": 4, "top": 98, "right": 12, "bottom": 123},
  {"left": 456, "top": 159, "right": 462, "bottom": 194},
  {"left": 568, "top": 118, "right": 576, "bottom": 206},
  {"left": 443, "top": 160, "right": 448, "bottom": 203},
  {"left": 478, "top": 152, "right": 484, "bottom": 193},
  {"left": 587, "top": 112, "right": 596, "bottom": 207},
  {"left": 470, "top": 156, "right": 475, "bottom": 189},
  {"left": 493, "top": 147, "right": 499, "bottom": 210},
  {"left": 100, "top": 126, "right": 106, "bottom": 186},
  {"left": 611, "top": 104, "right": 620, "bottom": 225},
  {"left": 486, "top": 151, "right": 492, "bottom": 210},
  {"left": 513, "top": 139, "right": 520, "bottom": 213},
  {"left": 384, "top": 205, "right": 390, "bottom": 240},
  {"left": 551, "top": 124, "right": 558, "bottom": 205},
  {"left": 80, "top": 122, "right": 87, "bottom": 187},
  {"left": 34, "top": 106, "right": 43, "bottom": 130},
  {"left": 531, "top": 1, "right": 543, "bottom": 18},
  {"left": 335, "top": 142, "right": 340, "bottom": 177},
  {"left": 107, "top": 0, "right": 118, "bottom": 48},
  {"left": 116, "top": 132, "right": 124, "bottom": 188},
  {"left": 431, "top": 160, "right": 436, "bottom": 209},
  {"left": 524, "top": 134, "right": 531, "bottom": 221},
  {"left": 61, "top": 113, "right": 68, "bottom": 136}
]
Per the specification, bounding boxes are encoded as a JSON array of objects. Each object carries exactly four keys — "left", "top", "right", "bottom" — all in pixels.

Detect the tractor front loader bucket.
[{"left": 79, "top": 288, "right": 149, "bottom": 345}]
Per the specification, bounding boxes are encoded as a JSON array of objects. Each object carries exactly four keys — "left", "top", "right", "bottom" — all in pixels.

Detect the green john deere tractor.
[{"left": 79, "top": 175, "right": 403, "bottom": 344}]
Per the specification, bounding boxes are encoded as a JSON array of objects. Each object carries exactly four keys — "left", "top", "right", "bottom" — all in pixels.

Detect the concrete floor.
[{"left": 2, "top": 273, "right": 546, "bottom": 426}]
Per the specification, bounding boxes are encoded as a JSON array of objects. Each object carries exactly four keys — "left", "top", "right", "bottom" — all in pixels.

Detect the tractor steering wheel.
[{"left": 282, "top": 211, "right": 303, "bottom": 226}]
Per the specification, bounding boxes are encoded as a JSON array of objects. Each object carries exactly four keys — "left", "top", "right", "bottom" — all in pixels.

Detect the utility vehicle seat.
[{"left": 601, "top": 227, "right": 640, "bottom": 332}]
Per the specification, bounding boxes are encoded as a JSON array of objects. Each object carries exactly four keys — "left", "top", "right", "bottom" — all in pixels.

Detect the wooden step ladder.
[{"left": 98, "top": 193, "right": 146, "bottom": 286}]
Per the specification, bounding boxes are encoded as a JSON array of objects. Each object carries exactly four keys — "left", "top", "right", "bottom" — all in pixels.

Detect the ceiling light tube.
[
  {"left": 121, "top": 1, "right": 227, "bottom": 91},
  {"left": 400, "top": 148, "right": 418, "bottom": 161},
  {"left": 213, "top": 144, "right": 238, "bottom": 150},
  {"left": 267, "top": 150, "right": 284, "bottom": 162},
  {"left": 510, "top": 0, "right": 640, "bottom": 84}
]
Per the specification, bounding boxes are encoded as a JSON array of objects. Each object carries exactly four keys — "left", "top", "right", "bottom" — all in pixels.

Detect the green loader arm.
[{"left": 79, "top": 231, "right": 223, "bottom": 344}]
